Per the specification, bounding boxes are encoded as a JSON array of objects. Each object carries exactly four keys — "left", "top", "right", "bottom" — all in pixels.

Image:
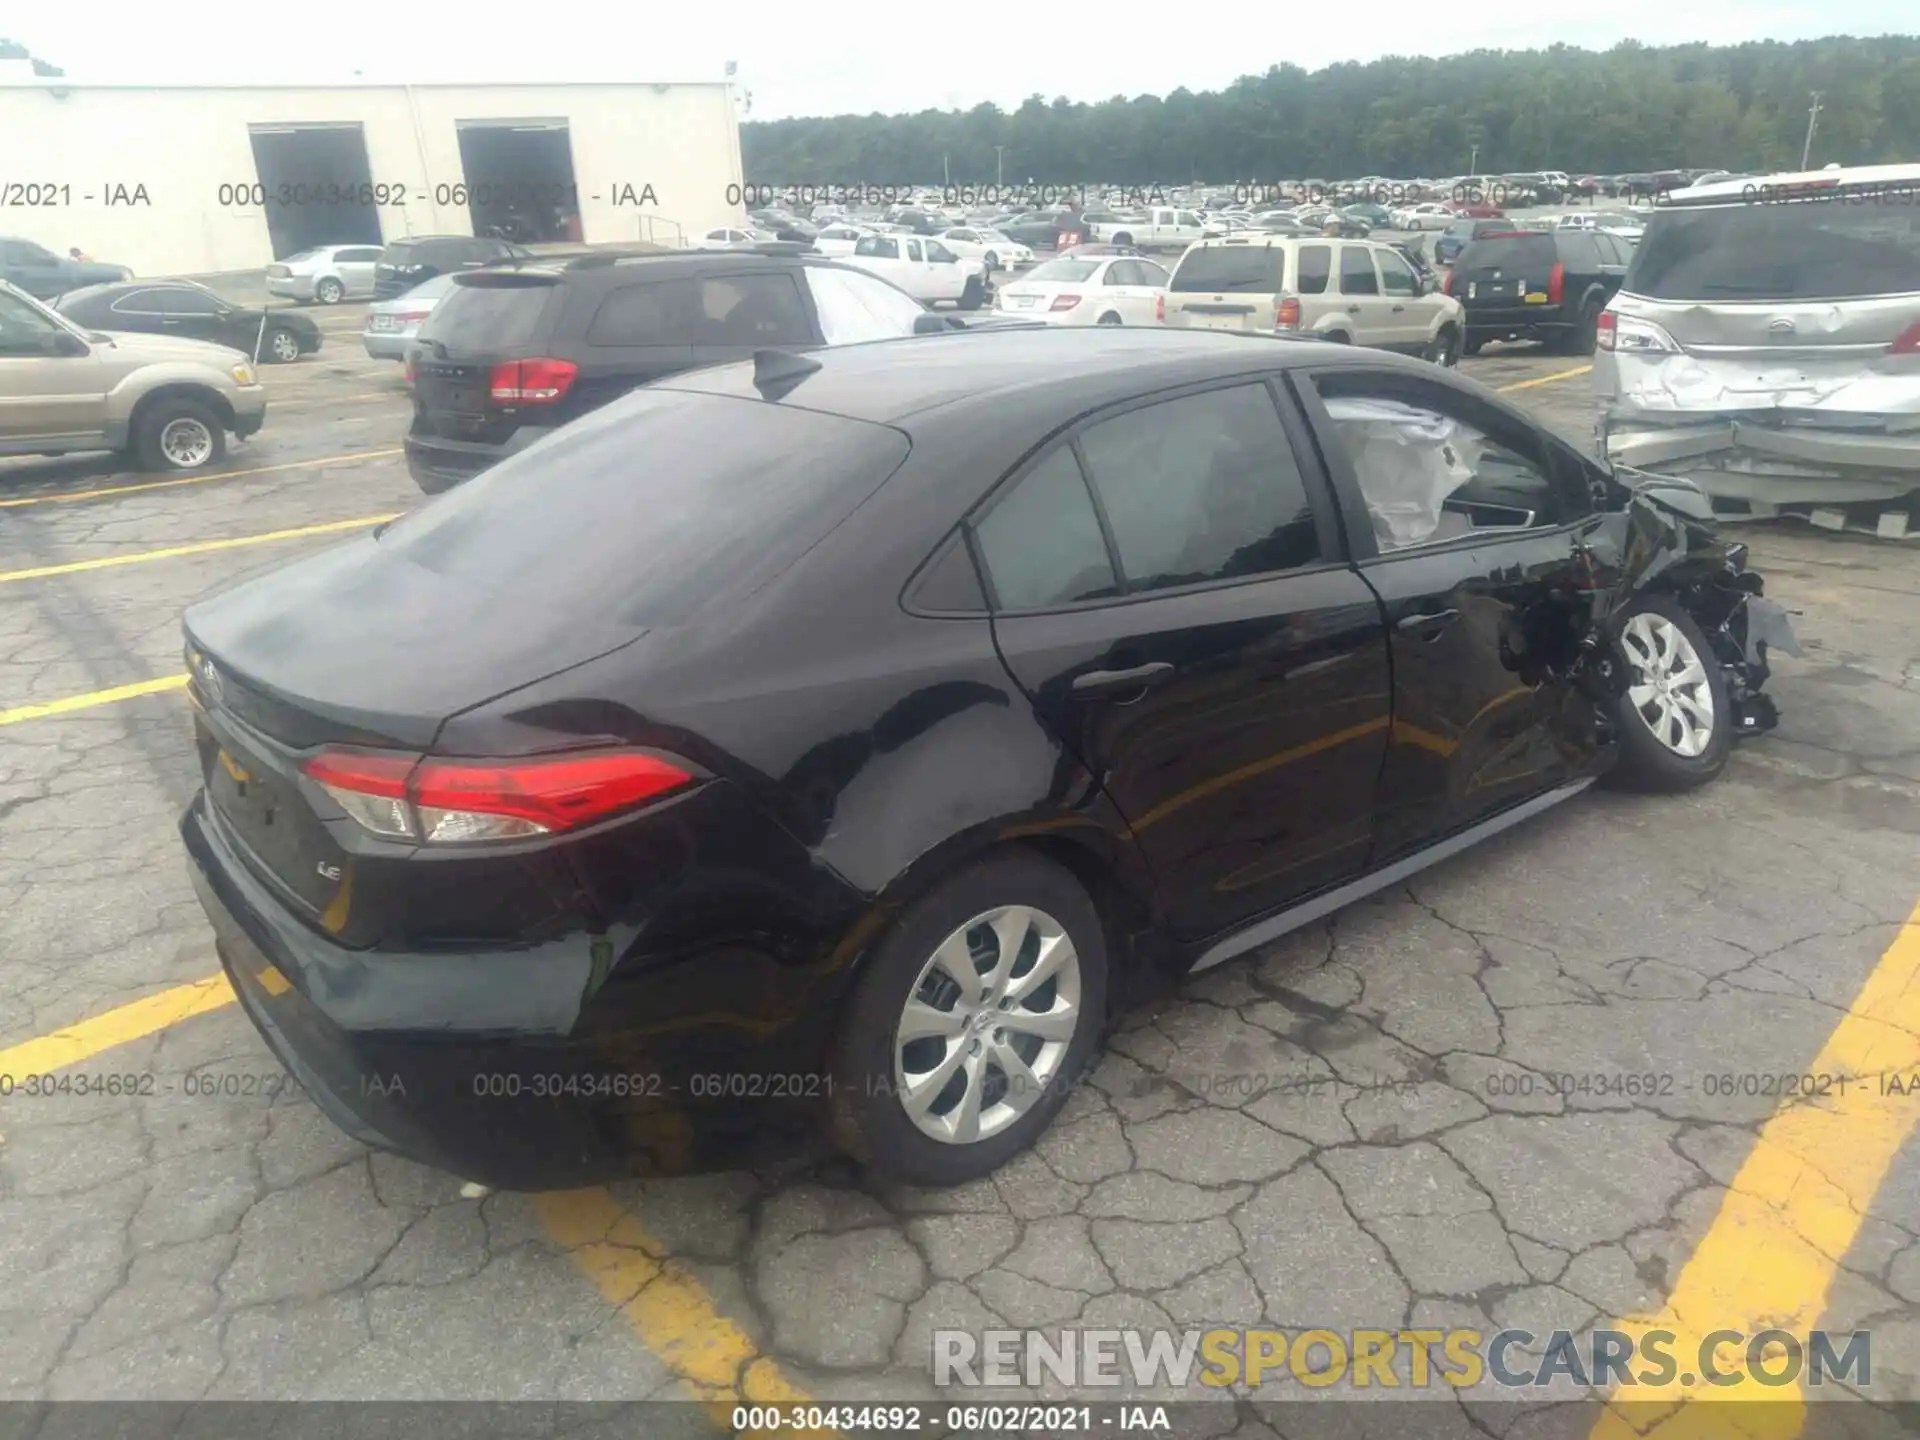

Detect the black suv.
[
  {"left": 1444, "top": 228, "right": 1631, "bottom": 355},
  {"left": 404, "top": 248, "right": 980, "bottom": 493},
  {"left": 374, "top": 236, "right": 534, "bottom": 300}
]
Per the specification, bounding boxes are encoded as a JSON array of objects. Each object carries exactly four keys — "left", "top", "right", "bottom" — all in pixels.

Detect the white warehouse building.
[{"left": 0, "top": 75, "right": 746, "bottom": 277}]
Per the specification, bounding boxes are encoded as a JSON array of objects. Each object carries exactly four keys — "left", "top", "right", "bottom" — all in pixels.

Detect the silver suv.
[
  {"left": 1595, "top": 163, "right": 1920, "bottom": 518},
  {"left": 1161, "top": 235, "right": 1466, "bottom": 364},
  {"left": 0, "top": 278, "right": 267, "bottom": 471}
]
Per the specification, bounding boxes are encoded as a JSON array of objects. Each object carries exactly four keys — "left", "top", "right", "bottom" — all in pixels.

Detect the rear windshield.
[
  {"left": 1171, "top": 246, "right": 1286, "bottom": 292},
  {"left": 417, "top": 277, "right": 556, "bottom": 351},
  {"left": 1626, "top": 198, "right": 1920, "bottom": 301},
  {"left": 376, "top": 390, "right": 911, "bottom": 627},
  {"left": 1457, "top": 234, "right": 1558, "bottom": 271}
]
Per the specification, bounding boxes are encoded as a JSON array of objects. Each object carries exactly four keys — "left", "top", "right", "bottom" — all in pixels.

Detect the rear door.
[
  {"left": 410, "top": 274, "right": 563, "bottom": 444},
  {"left": 105, "top": 287, "right": 180, "bottom": 340},
  {"left": 1165, "top": 242, "right": 1284, "bottom": 331},
  {"left": 972, "top": 378, "right": 1390, "bottom": 941},
  {"left": 0, "top": 288, "right": 107, "bottom": 446},
  {"left": 1104, "top": 259, "right": 1167, "bottom": 323},
  {"left": 1334, "top": 244, "right": 1391, "bottom": 343},
  {"left": 334, "top": 246, "right": 383, "bottom": 297},
  {"left": 1290, "top": 364, "right": 1608, "bottom": 860}
]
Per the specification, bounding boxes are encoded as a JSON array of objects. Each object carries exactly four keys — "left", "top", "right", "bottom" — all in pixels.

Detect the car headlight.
[
  {"left": 118, "top": 267, "right": 134, "bottom": 281},
  {"left": 231, "top": 362, "right": 256, "bottom": 385}
]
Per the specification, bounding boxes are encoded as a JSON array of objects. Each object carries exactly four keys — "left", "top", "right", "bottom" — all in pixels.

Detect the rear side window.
[
  {"left": 1338, "top": 248, "right": 1379, "bottom": 295},
  {"left": 1555, "top": 233, "right": 1603, "bottom": 270},
  {"left": 1457, "top": 234, "right": 1558, "bottom": 272},
  {"left": 975, "top": 448, "right": 1119, "bottom": 610},
  {"left": 419, "top": 278, "right": 556, "bottom": 350},
  {"left": 377, "top": 390, "right": 911, "bottom": 627},
  {"left": 1170, "top": 246, "right": 1285, "bottom": 293},
  {"left": 1627, "top": 199, "right": 1920, "bottom": 301},
  {"left": 687, "top": 274, "right": 811, "bottom": 346},
  {"left": 586, "top": 281, "right": 687, "bottom": 347},
  {"left": 1296, "top": 245, "right": 1332, "bottom": 294}
]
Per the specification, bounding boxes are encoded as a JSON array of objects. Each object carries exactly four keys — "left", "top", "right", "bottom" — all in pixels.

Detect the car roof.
[
  {"left": 1664, "top": 161, "right": 1920, "bottom": 205},
  {"left": 654, "top": 327, "right": 1392, "bottom": 427}
]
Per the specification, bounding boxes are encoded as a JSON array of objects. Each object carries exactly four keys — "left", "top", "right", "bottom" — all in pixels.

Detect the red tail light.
[
  {"left": 1548, "top": 263, "right": 1565, "bottom": 304},
  {"left": 395, "top": 310, "right": 430, "bottom": 325},
  {"left": 1440, "top": 269, "right": 1453, "bottom": 295},
  {"left": 302, "top": 749, "right": 696, "bottom": 844},
  {"left": 1155, "top": 292, "right": 1165, "bottom": 322},
  {"left": 1889, "top": 320, "right": 1920, "bottom": 355},
  {"left": 1596, "top": 310, "right": 1618, "bottom": 350},
  {"left": 489, "top": 358, "right": 578, "bottom": 405},
  {"left": 403, "top": 354, "right": 416, "bottom": 386},
  {"left": 1275, "top": 296, "right": 1302, "bottom": 330},
  {"left": 1050, "top": 294, "right": 1081, "bottom": 311}
]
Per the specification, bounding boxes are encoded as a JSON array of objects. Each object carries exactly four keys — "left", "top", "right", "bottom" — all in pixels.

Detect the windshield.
[
  {"left": 1023, "top": 259, "right": 1100, "bottom": 283},
  {"left": 376, "top": 390, "right": 911, "bottom": 627},
  {"left": 1628, "top": 198, "right": 1920, "bottom": 301},
  {"left": 418, "top": 277, "right": 555, "bottom": 351},
  {"left": 1170, "top": 246, "right": 1286, "bottom": 292}
]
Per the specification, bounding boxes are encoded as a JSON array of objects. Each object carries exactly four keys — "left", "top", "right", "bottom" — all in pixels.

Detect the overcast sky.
[{"left": 10, "top": 0, "right": 1913, "bottom": 119}]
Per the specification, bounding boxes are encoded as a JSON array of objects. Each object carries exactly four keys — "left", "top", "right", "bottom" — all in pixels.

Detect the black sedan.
[
  {"left": 55, "top": 280, "right": 322, "bottom": 363},
  {"left": 178, "top": 328, "right": 1794, "bottom": 1191}
]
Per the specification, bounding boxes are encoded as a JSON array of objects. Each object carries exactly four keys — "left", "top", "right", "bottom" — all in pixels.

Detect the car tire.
[
  {"left": 1426, "top": 324, "right": 1460, "bottom": 366},
  {"left": 1462, "top": 334, "right": 1485, "bottom": 357},
  {"left": 265, "top": 327, "right": 302, "bottom": 364},
  {"left": 1563, "top": 301, "right": 1602, "bottom": 356},
  {"left": 959, "top": 276, "right": 986, "bottom": 311},
  {"left": 1097, "top": 311, "right": 1123, "bottom": 326},
  {"left": 828, "top": 848, "right": 1109, "bottom": 1187},
  {"left": 132, "top": 398, "right": 227, "bottom": 473},
  {"left": 1600, "top": 596, "right": 1732, "bottom": 794},
  {"left": 984, "top": 251, "right": 1000, "bottom": 271},
  {"left": 1322, "top": 330, "right": 1351, "bottom": 344},
  {"left": 315, "top": 278, "right": 344, "bottom": 305},
  {"left": 1111, "top": 233, "right": 1133, "bottom": 247}
]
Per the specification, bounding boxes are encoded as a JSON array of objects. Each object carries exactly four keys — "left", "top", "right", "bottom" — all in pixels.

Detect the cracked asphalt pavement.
[{"left": 3, "top": 314, "right": 1918, "bottom": 1431}]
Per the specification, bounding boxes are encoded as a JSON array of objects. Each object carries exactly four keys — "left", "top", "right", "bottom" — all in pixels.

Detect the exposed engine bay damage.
[
  {"left": 1600, "top": 358, "right": 1920, "bottom": 510},
  {"left": 1485, "top": 473, "right": 1800, "bottom": 746}
]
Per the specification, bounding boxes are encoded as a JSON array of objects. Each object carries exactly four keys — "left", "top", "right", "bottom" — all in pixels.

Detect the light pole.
[
  {"left": 1801, "top": 92, "right": 1823, "bottom": 171},
  {"left": 995, "top": 146, "right": 1004, "bottom": 186}
]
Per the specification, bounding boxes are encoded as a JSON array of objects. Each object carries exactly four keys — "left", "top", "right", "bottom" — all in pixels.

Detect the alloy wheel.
[
  {"left": 270, "top": 329, "right": 301, "bottom": 362},
  {"left": 1621, "top": 612, "right": 1716, "bottom": 757},
  {"left": 159, "top": 416, "right": 214, "bottom": 468},
  {"left": 892, "top": 904, "right": 1082, "bottom": 1145}
]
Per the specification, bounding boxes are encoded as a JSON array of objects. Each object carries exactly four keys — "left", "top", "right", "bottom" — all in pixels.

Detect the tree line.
[{"left": 742, "top": 36, "right": 1920, "bottom": 186}]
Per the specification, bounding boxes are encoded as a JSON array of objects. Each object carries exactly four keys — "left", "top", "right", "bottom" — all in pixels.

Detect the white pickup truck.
[
  {"left": 1086, "top": 206, "right": 1211, "bottom": 251},
  {"left": 842, "top": 233, "right": 990, "bottom": 309}
]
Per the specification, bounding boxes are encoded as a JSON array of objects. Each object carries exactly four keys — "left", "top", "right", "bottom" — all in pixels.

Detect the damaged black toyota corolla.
[{"left": 178, "top": 329, "right": 1797, "bottom": 1190}]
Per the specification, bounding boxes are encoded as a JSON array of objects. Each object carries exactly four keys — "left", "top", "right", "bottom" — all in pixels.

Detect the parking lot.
[{"left": 3, "top": 291, "right": 1919, "bottom": 1430}]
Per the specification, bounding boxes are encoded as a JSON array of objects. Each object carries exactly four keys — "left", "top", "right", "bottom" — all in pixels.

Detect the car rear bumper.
[
  {"left": 266, "top": 276, "right": 318, "bottom": 302},
  {"left": 1464, "top": 304, "right": 1573, "bottom": 341},
  {"left": 180, "top": 792, "right": 862, "bottom": 1190},
  {"left": 361, "top": 331, "right": 411, "bottom": 360},
  {"left": 403, "top": 423, "right": 546, "bottom": 494}
]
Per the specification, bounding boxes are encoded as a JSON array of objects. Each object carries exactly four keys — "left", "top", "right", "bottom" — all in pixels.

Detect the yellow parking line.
[
  {"left": 0, "top": 449, "right": 402, "bottom": 509},
  {"left": 537, "top": 1189, "right": 835, "bottom": 1438},
  {"left": 0, "top": 673, "right": 187, "bottom": 727},
  {"left": 0, "top": 512, "right": 399, "bottom": 584},
  {"left": 1496, "top": 364, "right": 1592, "bottom": 391},
  {"left": 0, "top": 975, "right": 236, "bottom": 1078},
  {"left": 1591, "top": 900, "right": 1920, "bottom": 1438}
]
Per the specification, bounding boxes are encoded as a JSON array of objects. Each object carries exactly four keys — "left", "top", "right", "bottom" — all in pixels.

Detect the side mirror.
[{"left": 913, "top": 313, "right": 947, "bottom": 334}]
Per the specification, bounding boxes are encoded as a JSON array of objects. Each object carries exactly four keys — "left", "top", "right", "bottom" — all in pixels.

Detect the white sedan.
[
  {"left": 992, "top": 254, "right": 1171, "bottom": 326},
  {"left": 692, "top": 227, "right": 765, "bottom": 250},
  {"left": 813, "top": 223, "right": 874, "bottom": 257},
  {"left": 1393, "top": 203, "right": 1456, "bottom": 230},
  {"left": 937, "top": 227, "right": 1034, "bottom": 272}
]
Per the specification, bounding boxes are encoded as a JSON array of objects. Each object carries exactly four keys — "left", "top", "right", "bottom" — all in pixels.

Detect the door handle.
[
  {"left": 1072, "top": 661, "right": 1175, "bottom": 695},
  {"left": 1346, "top": 304, "right": 1362, "bottom": 314},
  {"left": 1396, "top": 608, "right": 1460, "bottom": 638},
  {"left": 1391, "top": 304, "right": 1406, "bottom": 312}
]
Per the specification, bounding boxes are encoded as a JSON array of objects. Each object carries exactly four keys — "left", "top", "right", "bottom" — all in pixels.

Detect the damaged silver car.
[{"left": 1594, "top": 163, "right": 1920, "bottom": 532}]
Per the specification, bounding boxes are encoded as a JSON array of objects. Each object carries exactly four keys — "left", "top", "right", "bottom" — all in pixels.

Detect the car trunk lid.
[
  {"left": 1454, "top": 233, "right": 1558, "bottom": 307},
  {"left": 1164, "top": 243, "right": 1288, "bottom": 330},
  {"left": 411, "top": 273, "right": 562, "bottom": 442}
]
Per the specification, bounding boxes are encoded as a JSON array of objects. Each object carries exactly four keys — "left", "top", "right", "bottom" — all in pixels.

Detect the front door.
[
  {"left": 1290, "top": 365, "right": 1610, "bottom": 862},
  {"left": 972, "top": 378, "right": 1391, "bottom": 941}
]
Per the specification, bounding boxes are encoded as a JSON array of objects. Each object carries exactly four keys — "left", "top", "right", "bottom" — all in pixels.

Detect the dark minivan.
[
  {"left": 374, "top": 236, "right": 532, "bottom": 300},
  {"left": 1444, "top": 229, "right": 1630, "bottom": 355}
]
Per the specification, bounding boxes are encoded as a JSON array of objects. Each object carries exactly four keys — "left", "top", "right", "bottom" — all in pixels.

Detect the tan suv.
[
  {"left": 1161, "top": 235, "right": 1465, "bottom": 364},
  {"left": 0, "top": 278, "right": 267, "bottom": 472}
]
